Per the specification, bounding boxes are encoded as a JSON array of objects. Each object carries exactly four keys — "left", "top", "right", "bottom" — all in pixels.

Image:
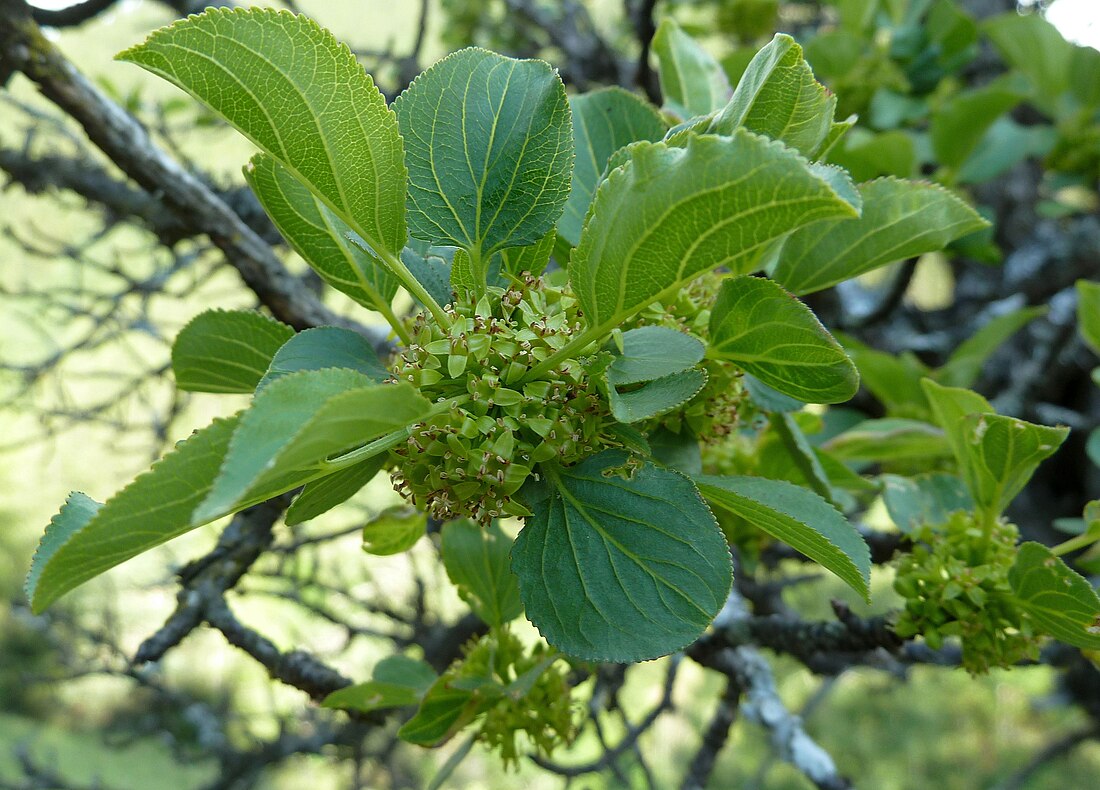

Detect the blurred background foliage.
[{"left": 1, "top": 0, "right": 1099, "bottom": 788}]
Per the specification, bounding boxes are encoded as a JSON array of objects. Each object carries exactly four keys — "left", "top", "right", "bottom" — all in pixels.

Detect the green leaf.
[
  {"left": 244, "top": 154, "right": 398, "bottom": 317},
  {"left": 984, "top": 13, "right": 1073, "bottom": 109},
  {"left": 706, "top": 33, "right": 836, "bottom": 156},
  {"left": 1088, "top": 428, "right": 1100, "bottom": 469},
  {"left": 922, "top": 379, "right": 1067, "bottom": 517},
  {"left": 513, "top": 451, "right": 732, "bottom": 662},
  {"left": 362, "top": 506, "right": 427, "bottom": 556},
  {"left": 499, "top": 230, "right": 555, "bottom": 280},
  {"left": 935, "top": 306, "right": 1046, "bottom": 388},
  {"left": 768, "top": 412, "right": 838, "bottom": 506},
  {"left": 1009, "top": 542, "right": 1100, "bottom": 650},
  {"left": 958, "top": 413, "right": 1069, "bottom": 518},
  {"left": 257, "top": 327, "right": 390, "bottom": 391},
  {"left": 172, "top": 310, "right": 293, "bottom": 394},
  {"left": 441, "top": 520, "right": 523, "bottom": 627},
  {"left": 828, "top": 129, "right": 917, "bottom": 182},
  {"left": 921, "top": 378, "right": 993, "bottom": 467},
  {"left": 195, "top": 373, "right": 430, "bottom": 523},
  {"left": 119, "top": 8, "right": 407, "bottom": 266},
  {"left": 606, "top": 326, "right": 705, "bottom": 387},
  {"left": 649, "top": 427, "right": 703, "bottom": 475},
  {"left": 881, "top": 472, "right": 973, "bottom": 533},
  {"left": 652, "top": 18, "right": 731, "bottom": 119},
  {"left": 608, "top": 369, "right": 708, "bottom": 424},
  {"left": 570, "top": 132, "right": 859, "bottom": 335},
  {"left": 558, "top": 88, "right": 667, "bottom": 247},
  {"left": 707, "top": 276, "right": 857, "bottom": 404},
  {"left": 955, "top": 117, "right": 1057, "bottom": 185},
  {"left": 393, "top": 47, "right": 573, "bottom": 266},
  {"left": 930, "top": 80, "right": 1023, "bottom": 171},
  {"left": 772, "top": 178, "right": 988, "bottom": 295},
  {"left": 695, "top": 474, "right": 870, "bottom": 601},
  {"left": 1077, "top": 280, "right": 1100, "bottom": 355},
  {"left": 398, "top": 679, "right": 485, "bottom": 747},
  {"left": 323, "top": 655, "right": 437, "bottom": 713},
  {"left": 742, "top": 374, "right": 805, "bottom": 413},
  {"left": 27, "top": 417, "right": 240, "bottom": 613},
  {"left": 401, "top": 241, "right": 455, "bottom": 308},
  {"left": 285, "top": 456, "right": 386, "bottom": 526},
  {"left": 823, "top": 419, "right": 952, "bottom": 462},
  {"left": 839, "top": 335, "right": 931, "bottom": 419}
]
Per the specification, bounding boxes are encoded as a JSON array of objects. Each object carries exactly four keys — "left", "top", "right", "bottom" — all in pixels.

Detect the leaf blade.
[
  {"left": 172, "top": 310, "right": 294, "bottom": 394},
  {"left": 118, "top": 8, "right": 407, "bottom": 263},
  {"left": 708, "top": 275, "right": 857, "bottom": 403},
  {"left": 393, "top": 47, "right": 573, "bottom": 261},
  {"left": 513, "top": 451, "right": 732, "bottom": 662},
  {"left": 772, "top": 178, "right": 988, "bottom": 295},
  {"left": 27, "top": 417, "right": 240, "bottom": 613},
  {"left": 570, "top": 132, "right": 860, "bottom": 333},
  {"left": 695, "top": 474, "right": 871, "bottom": 601}
]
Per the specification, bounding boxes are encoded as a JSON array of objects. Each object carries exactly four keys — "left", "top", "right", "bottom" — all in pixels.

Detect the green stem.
[
  {"left": 378, "top": 247, "right": 451, "bottom": 328},
  {"left": 1050, "top": 531, "right": 1100, "bottom": 558},
  {"left": 520, "top": 321, "right": 609, "bottom": 383}
]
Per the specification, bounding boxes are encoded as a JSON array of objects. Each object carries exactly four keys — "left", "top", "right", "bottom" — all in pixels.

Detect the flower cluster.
[
  {"left": 390, "top": 275, "right": 612, "bottom": 524},
  {"left": 893, "top": 512, "right": 1041, "bottom": 673},
  {"left": 458, "top": 629, "right": 575, "bottom": 768}
]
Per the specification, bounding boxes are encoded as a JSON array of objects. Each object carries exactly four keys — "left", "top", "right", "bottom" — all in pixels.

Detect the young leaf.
[
  {"left": 930, "top": 80, "right": 1023, "bottom": 172},
  {"left": 194, "top": 373, "right": 430, "bottom": 524},
  {"left": 921, "top": 378, "right": 993, "bottom": 467},
  {"left": 257, "top": 327, "right": 390, "bottom": 391},
  {"left": 172, "top": 310, "right": 293, "bottom": 394},
  {"left": 323, "top": 655, "right": 437, "bottom": 713},
  {"left": 606, "top": 326, "right": 705, "bottom": 387},
  {"left": 649, "top": 427, "right": 703, "bottom": 476},
  {"left": 244, "top": 154, "right": 399, "bottom": 321},
  {"left": 881, "top": 473, "right": 973, "bottom": 533},
  {"left": 362, "top": 507, "right": 427, "bottom": 556},
  {"left": 558, "top": 88, "right": 667, "bottom": 246},
  {"left": 958, "top": 413, "right": 1069, "bottom": 519},
  {"left": 27, "top": 416, "right": 240, "bottom": 613},
  {"left": 570, "top": 132, "right": 859, "bottom": 337},
  {"left": 401, "top": 241, "right": 455, "bottom": 309},
  {"left": 1009, "top": 542, "right": 1100, "bottom": 650},
  {"left": 935, "top": 306, "right": 1046, "bottom": 388},
  {"left": 393, "top": 48, "right": 573, "bottom": 269},
  {"left": 441, "top": 520, "right": 523, "bottom": 627},
  {"left": 823, "top": 419, "right": 952, "bottom": 462},
  {"left": 742, "top": 374, "right": 805, "bottom": 413},
  {"left": 285, "top": 456, "right": 386, "bottom": 526},
  {"left": 984, "top": 12, "right": 1072, "bottom": 110},
  {"left": 118, "top": 8, "right": 407, "bottom": 266},
  {"left": 608, "top": 369, "right": 708, "bottom": 424},
  {"left": 651, "top": 18, "right": 731, "bottom": 120},
  {"left": 706, "top": 33, "right": 836, "bottom": 156},
  {"left": 695, "top": 475, "right": 871, "bottom": 601},
  {"left": 513, "top": 451, "right": 732, "bottom": 662},
  {"left": 838, "top": 335, "right": 931, "bottom": 419},
  {"left": 499, "top": 230, "right": 555, "bottom": 280},
  {"left": 1077, "top": 280, "right": 1100, "bottom": 355},
  {"left": 707, "top": 276, "right": 857, "bottom": 403},
  {"left": 771, "top": 178, "right": 988, "bottom": 295},
  {"left": 398, "top": 679, "right": 486, "bottom": 747}
]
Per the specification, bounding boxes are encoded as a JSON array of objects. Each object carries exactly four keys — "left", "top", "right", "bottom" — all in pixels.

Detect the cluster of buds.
[
  {"left": 390, "top": 274, "right": 612, "bottom": 524},
  {"left": 893, "top": 512, "right": 1041, "bottom": 673}
]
